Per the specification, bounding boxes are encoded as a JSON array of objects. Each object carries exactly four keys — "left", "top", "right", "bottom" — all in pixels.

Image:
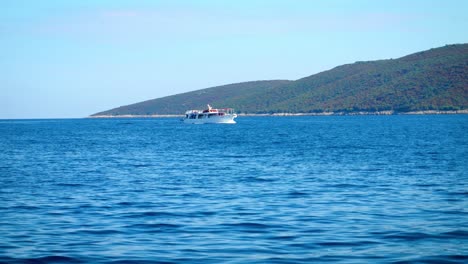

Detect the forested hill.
[
  {"left": 92, "top": 80, "right": 292, "bottom": 116},
  {"left": 92, "top": 44, "right": 468, "bottom": 116}
]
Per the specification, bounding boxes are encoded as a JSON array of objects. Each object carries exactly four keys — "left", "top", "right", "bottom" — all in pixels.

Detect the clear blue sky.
[{"left": 1, "top": 0, "right": 467, "bottom": 118}]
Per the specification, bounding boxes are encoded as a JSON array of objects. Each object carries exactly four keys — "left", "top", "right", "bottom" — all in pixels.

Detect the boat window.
[{"left": 197, "top": 114, "right": 204, "bottom": 119}]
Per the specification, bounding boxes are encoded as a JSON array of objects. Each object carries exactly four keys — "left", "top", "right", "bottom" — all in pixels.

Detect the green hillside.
[
  {"left": 92, "top": 44, "right": 468, "bottom": 116},
  {"left": 92, "top": 80, "right": 292, "bottom": 116}
]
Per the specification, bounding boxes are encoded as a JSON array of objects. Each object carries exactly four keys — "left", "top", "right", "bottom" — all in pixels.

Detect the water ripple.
[{"left": 1, "top": 116, "right": 467, "bottom": 263}]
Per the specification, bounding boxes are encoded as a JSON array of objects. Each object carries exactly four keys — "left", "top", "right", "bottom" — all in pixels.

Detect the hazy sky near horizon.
[{"left": 2, "top": 0, "right": 467, "bottom": 118}]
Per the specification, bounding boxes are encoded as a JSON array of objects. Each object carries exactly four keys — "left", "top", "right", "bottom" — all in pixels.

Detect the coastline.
[
  {"left": 88, "top": 109, "right": 468, "bottom": 118},
  {"left": 241, "top": 109, "right": 468, "bottom": 116},
  {"left": 89, "top": 114, "right": 184, "bottom": 118}
]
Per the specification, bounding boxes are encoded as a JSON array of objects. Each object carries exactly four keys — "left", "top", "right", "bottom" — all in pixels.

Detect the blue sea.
[{"left": 0, "top": 115, "right": 467, "bottom": 263}]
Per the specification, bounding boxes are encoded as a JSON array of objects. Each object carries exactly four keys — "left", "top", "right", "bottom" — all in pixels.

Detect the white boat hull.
[{"left": 183, "top": 114, "right": 237, "bottom": 124}]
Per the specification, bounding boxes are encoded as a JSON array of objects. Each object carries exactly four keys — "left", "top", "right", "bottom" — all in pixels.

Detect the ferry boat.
[{"left": 183, "top": 105, "right": 237, "bottom": 124}]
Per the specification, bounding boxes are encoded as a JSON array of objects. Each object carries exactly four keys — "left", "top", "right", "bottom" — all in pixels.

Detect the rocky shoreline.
[{"left": 241, "top": 109, "right": 468, "bottom": 116}]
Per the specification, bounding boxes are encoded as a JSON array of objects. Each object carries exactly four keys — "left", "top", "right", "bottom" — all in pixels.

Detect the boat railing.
[
  {"left": 217, "top": 108, "right": 235, "bottom": 114},
  {"left": 186, "top": 108, "right": 235, "bottom": 115}
]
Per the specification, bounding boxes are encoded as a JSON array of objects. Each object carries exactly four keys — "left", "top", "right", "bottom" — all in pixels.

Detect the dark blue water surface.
[{"left": 0, "top": 116, "right": 467, "bottom": 263}]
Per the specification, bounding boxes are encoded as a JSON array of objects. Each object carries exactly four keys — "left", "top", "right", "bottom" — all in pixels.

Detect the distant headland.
[
  {"left": 90, "top": 110, "right": 468, "bottom": 118},
  {"left": 91, "top": 44, "right": 467, "bottom": 117}
]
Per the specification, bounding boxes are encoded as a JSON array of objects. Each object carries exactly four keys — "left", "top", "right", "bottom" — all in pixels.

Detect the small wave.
[
  {"left": 322, "top": 183, "right": 370, "bottom": 189},
  {"left": 3, "top": 255, "right": 84, "bottom": 264},
  {"left": 55, "top": 183, "right": 86, "bottom": 187},
  {"left": 181, "top": 192, "right": 202, "bottom": 198},
  {"left": 116, "top": 201, "right": 134, "bottom": 206},
  {"left": 317, "top": 240, "right": 380, "bottom": 247},
  {"left": 0, "top": 244, "right": 18, "bottom": 251},
  {"left": 192, "top": 211, "right": 217, "bottom": 217},
  {"left": 78, "top": 229, "right": 123, "bottom": 235},
  {"left": 286, "top": 242, "right": 317, "bottom": 250},
  {"left": 223, "top": 155, "right": 249, "bottom": 158},
  {"left": 123, "top": 211, "right": 184, "bottom": 218},
  {"left": 11, "top": 205, "right": 41, "bottom": 210},
  {"left": 222, "top": 222, "right": 276, "bottom": 233},
  {"left": 36, "top": 256, "right": 83, "bottom": 263},
  {"left": 243, "top": 176, "right": 276, "bottom": 183},
  {"left": 224, "top": 222, "right": 272, "bottom": 229},
  {"left": 106, "top": 260, "right": 176, "bottom": 264},
  {"left": 392, "top": 254, "right": 468, "bottom": 264},
  {"left": 129, "top": 223, "right": 181, "bottom": 230},
  {"left": 131, "top": 164, "right": 151, "bottom": 168},
  {"left": 445, "top": 255, "right": 468, "bottom": 260},
  {"left": 383, "top": 231, "right": 439, "bottom": 241},
  {"left": 140, "top": 211, "right": 164, "bottom": 217},
  {"left": 447, "top": 191, "right": 468, "bottom": 196},
  {"left": 268, "top": 235, "right": 298, "bottom": 241},
  {"left": 415, "top": 183, "right": 439, "bottom": 187},
  {"left": 441, "top": 230, "right": 468, "bottom": 239},
  {"left": 287, "top": 190, "right": 309, "bottom": 197}
]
